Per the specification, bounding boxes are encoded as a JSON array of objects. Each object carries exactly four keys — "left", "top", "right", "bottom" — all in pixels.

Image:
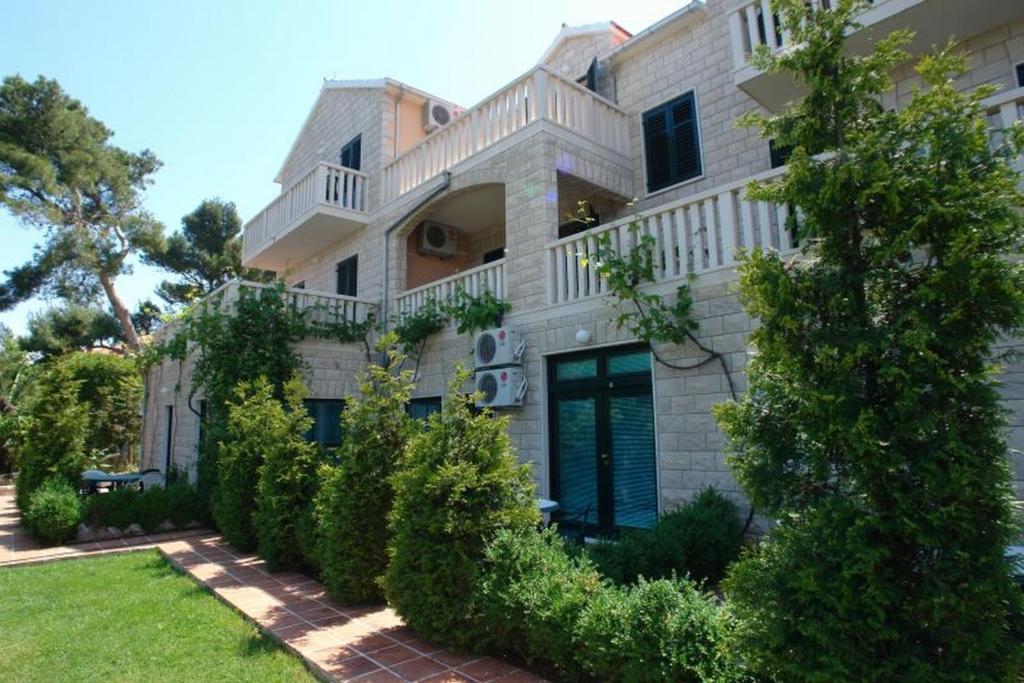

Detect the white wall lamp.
[{"left": 575, "top": 329, "right": 592, "bottom": 345}]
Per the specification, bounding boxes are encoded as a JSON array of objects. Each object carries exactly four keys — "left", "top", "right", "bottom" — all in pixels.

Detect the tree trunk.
[{"left": 98, "top": 270, "right": 140, "bottom": 350}]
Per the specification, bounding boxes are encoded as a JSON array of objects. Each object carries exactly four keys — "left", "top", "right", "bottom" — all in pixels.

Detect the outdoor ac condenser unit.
[
  {"left": 475, "top": 367, "right": 527, "bottom": 408},
  {"left": 423, "top": 100, "right": 458, "bottom": 132},
  {"left": 474, "top": 328, "right": 525, "bottom": 369},
  {"left": 417, "top": 221, "right": 459, "bottom": 258}
]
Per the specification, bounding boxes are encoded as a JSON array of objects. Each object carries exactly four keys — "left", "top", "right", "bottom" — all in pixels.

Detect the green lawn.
[{"left": 0, "top": 551, "right": 315, "bottom": 682}]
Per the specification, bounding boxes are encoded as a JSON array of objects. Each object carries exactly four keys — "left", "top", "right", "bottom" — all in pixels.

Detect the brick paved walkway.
[
  {"left": 1, "top": 488, "right": 543, "bottom": 682},
  {"left": 159, "top": 536, "right": 543, "bottom": 682},
  {"left": 0, "top": 487, "right": 212, "bottom": 567}
]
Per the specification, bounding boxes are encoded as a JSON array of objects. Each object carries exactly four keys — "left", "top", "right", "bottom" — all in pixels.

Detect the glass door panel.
[
  {"left": 609, "top": 394, "right": 657, "bottom": 529},
  {"left": 555, "top": 397, "right": 598, "bottom": 527}
]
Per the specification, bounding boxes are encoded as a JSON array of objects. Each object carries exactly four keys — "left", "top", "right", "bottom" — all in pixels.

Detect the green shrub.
[
  {"left": 382, "top": 368, "right": 539, "bottom": 649},
  {"left": 576, "top": 577, "right": 731, "bottom": 683},
  {"left": 164, "top": 480, "right": 202, "bottom": 528},
  {"left": 316, "top": 342, "right": 414, "bottom": 603},
  {"left": 252, "top": 377, "right": 320, "bottom": 572},
  {"left": 84, "top": 487, "right": 137, "bottom": 529},
  {"left": 295, "top": 499, "right": 321, "bottom": 574},
  {"left": 214, "top": 378, "right": 276, "bottom": 551},
  {"left": 24, "top": 478, "right": 83, "bottom": 544},
  {"left": 15, "top": 362, "right": 88, "bottom": 511},
  {"left": 477, "top": 528, "right": 603, "bottom": 679},
  {"left": 132, "top": 486, "right": 169, "bottom": 533},
  {"left": 588, "top": 487, "right": 743, "bottom": 586}
]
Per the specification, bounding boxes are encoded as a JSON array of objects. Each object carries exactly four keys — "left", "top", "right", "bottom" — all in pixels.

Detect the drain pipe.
[{"left": 380, "top": 170, "right": 453, "bottom": 341}]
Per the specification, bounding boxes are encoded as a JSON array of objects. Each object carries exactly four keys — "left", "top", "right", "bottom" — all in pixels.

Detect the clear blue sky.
[{"left": 0, "top": 0, "right": 684, "bottom": 335}]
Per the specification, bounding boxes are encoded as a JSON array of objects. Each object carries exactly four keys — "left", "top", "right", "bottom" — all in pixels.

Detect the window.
[
  {"left": 642, "top": 92, "right": 702, "bottom": 193},
  {"left": 164, "top": 406, "right": 174, "bottom": 473},
  {"left": 577, "top": 58, "right": 599, "bottom": 93},
  {"left": 336, "top": 256, "right": 358, "bottom": 297},
  {"left": 482, "top": 247, "right": 505, "bottom": 264},
  {"left": 304, "top": 399, "right": 345, "bottom": 447},
  {"left": 292, "top": 281, "right": 305, "bottom": 290},
  {"left": 340, "top": 134, "right": 361, "bottom": 171},
  {"left": 1016, "top": 62, "right": 1024, "bottom": 88},
  {"left": 406, "top": 396, "right": 442, "bottom": 421},
  {"left": 769, "top": 139, "right": 792, "bottom": 169}
]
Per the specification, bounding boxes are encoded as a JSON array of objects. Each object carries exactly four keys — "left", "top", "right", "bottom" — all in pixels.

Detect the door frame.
[{"left": 546, "top": 342, "right": 659, "bottom": 535}]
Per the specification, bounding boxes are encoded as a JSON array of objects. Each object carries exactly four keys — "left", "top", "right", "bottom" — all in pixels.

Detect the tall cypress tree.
[{"left": 715, "top": 1, "right": 1024, "bottom": 679}]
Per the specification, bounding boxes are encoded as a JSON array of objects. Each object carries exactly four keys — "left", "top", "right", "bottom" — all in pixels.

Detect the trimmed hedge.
[
  {"left": 83, "top": 480, "right": 202, "bottom": 533},
  {"left": 252, "top": 377, "right": 319, "bottom": 572},
  {"left": 316, "top": 346, "right": 415, "bottom": 603},
  {"left": 477, "top": 527, "right": 734, "bottom": 682},
  {"left": 587, "top": 487, "right": 743, "bottom": 586},
  {"left": 382, "top": 369, "right": 539, "bottom": 649},
  {"left": 24, "top": 478, "right": 82, "bottom": 544}
]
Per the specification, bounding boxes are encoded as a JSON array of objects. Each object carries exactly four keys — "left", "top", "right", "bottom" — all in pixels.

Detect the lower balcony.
[
  {"left": 242, "top": 162, "right": 370, "bottom": 273},
  {"left": 396, "top": 259, "right": 506, "bottom": 318}
]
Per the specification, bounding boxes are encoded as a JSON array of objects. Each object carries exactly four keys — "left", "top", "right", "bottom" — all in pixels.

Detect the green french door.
[{"left": 549, "top": 345, "right": 657, "bottom": 534}]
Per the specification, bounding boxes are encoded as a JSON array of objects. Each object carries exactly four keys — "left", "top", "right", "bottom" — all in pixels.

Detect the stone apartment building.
[{"left": 143, "top": 0, "right": 1024, "bottom": 535}]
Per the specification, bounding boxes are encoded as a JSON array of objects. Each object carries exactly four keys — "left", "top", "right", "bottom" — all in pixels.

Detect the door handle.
[{"left": 600, "top": 453, "right": 610, "bottom": 464}]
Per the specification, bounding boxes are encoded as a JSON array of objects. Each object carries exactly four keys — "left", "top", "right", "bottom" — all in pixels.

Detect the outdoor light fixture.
[{"left": 575, "top": 329, "right": 592, "bottom": 345}]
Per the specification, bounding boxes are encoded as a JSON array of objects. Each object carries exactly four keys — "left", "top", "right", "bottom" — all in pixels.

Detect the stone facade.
[{"left": 143, "top": 0, "right": 1024, "bottom": 517}]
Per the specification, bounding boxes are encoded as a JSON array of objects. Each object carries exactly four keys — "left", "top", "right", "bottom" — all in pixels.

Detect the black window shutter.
[
  {"left": 670, "top": 95, "right": 701, "bottom": 182},
  {"left": 336, "top": 256, "right": 358, "bottom": 297},
  {"left": 1017, "top": 62, "right": 1024, "bottom": 88},
  {"left": 643, "top": 106, "right": 672, "bottom": 193},
  {"left": 643, "top": 92, "right": 702, "bottom": 193},
  {"left": 340, "top": 134, "right": 361, "bottom": 171},
  {"left": 585, "top": 58, "right": 598, "bottom": 93}
]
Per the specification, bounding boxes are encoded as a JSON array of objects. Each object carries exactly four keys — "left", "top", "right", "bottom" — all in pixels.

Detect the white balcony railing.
[
  {"left": 396, "top": 259, "right": 506, "bottom": 318},
  {"left": 243, "top": 162, "right": 369, "bottom": 262},
  {"left": 729, "top": 0, "right": 887, "bottom": 70},
  {"left": 219, "top": 280, "right": 377, "bottom": 326},
  {"left": 547, "top": 168, "right": 792, "bottom": 304},
  {"left": 382, "top": 66, "right": 629, "bottom": 202}
]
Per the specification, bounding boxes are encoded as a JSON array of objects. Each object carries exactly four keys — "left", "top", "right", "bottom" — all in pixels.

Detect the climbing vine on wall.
[{"left": 575, "top": 202, "right": 738, "bottom": 400}]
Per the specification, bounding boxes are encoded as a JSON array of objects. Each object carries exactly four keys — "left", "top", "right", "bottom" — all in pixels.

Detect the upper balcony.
[
  {"left": 382, "top": 65, "right": 630, "bottom": 203},
  {"left": 242, "top": 162, "right": 369, "bottom": 272},
  {"left": 729, "top": 0, "right": 1023, "bottom": 111}
]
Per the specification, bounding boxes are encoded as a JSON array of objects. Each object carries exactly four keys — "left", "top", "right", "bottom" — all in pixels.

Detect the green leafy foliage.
[
  {"left": 587, "top": 487, "right": 743, "bottom": 586},
  {"left": 56, "top": 351, "right": 142, "bottom": 469},
  {"left": 0, "top": 75, "right": 164, "bottom": 349},
  {"left": 252, "top": 377, "right": 320, "bottom": 572},
  {"left": 576, "top": 577, "right": 731, "bottom": 683},
  {"left": 163, "top": 283, "right": 307, "bottom": 510},
  {"left": 82, "top": 480, "right": 201, "bottom": 532},
  {"left": 14, "top": 361, "right": 88, "bottom": 511},
  {"left": 714, "top": 2, "right": 1024, "bottom": 679},
  {"left": 477, "top": 527, "right": 733, "bottom": 682},
  {"left": 143, "top": 199, "right": 271, "bottom": 307},
  {"left": 24, "top": 478, "right": 83, "bottom": 544},
  {"left": 476, "top": 527, "right": 604, "bottom": 680},
  {"left": 315, "top": 338, "right": 415, "bottom": 603},
  {"left": 382, "top": 368, "right": 539, "bottom": 649},
  {"left": 392, "top": 298, "right": 447, "bottom": 354},
  {"left": 441, "top": 288, "right": 511, "bottom": 336},
  {"left": 214, "top": 377, "right": 286, "bottom": 551}
]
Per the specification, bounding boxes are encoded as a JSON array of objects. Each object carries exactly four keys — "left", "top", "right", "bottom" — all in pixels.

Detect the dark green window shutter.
[
  {"left": 340, "top": 134, "right": 361, "bottom": 171},
  {"left": 336, "top": 255, "right": 358, "bottom": 297},
  {"left": 643, "top": 92, "right": 702, "bottom": 193}
]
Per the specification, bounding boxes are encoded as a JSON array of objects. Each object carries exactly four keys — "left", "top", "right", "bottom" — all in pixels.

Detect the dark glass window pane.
[
  {"left": 340, "top": 134, "right": 361, "bottom": 171},
  {"left": 336, "top": 256, "right": 358, "bottom": 297},
  {"left": 610, "top": 394, "right": 657, "bottom": 529},
  {"left": 608, "top": 351, "right": 651, "bottom": 376},
  {"left": 555, "top": 357, "right": 598, "bottom": 382},
  {"left": 407, "top": 396, "right": 442, "bottom": 421},
  {"left": 304, "top": 399, "right": 345, "bottom": 447},
  {"left": 557, "top": 397, "right": 598, "bottom": 525}
]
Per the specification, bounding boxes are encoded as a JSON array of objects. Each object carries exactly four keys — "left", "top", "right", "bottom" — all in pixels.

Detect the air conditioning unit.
[
  {"left": 423, "top": 100, "right": 459, "bottom": 132},
  {"left": 474, "top": 328, "right": 525, "bottom": 369},
  {"left": 475, "top": 367, "right": 527, "bottom": 408},
  {"left": 418, "top": 221, "right": 459, "bottom": 258}
]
